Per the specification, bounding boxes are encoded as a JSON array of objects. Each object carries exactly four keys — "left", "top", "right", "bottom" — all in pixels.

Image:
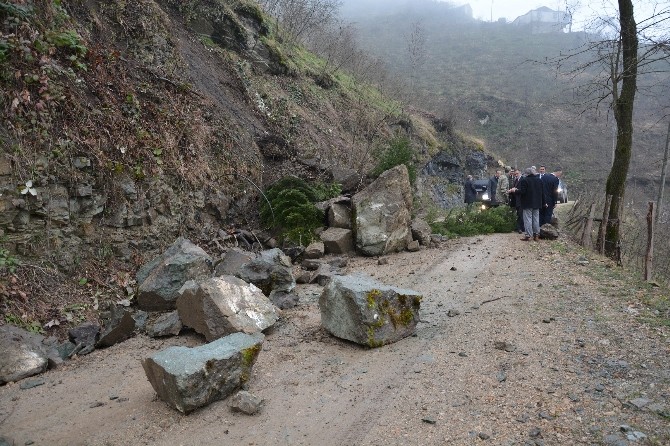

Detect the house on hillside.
[{"left": 512, "top": 6, "right": 571, "bottom": 33}]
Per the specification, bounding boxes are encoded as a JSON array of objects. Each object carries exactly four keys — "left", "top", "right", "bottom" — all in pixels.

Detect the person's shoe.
[
  {"left": 521, "top": 236, "right": 531, "bottom": 241},
  {"left": 533, "top": 235, "right": 539, "bottom": 241}
]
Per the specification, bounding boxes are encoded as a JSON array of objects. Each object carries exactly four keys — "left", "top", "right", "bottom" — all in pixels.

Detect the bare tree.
[
  {"left": 657, "top": 120, "right": 670, "bottom": 223},
  {"left": 258, "top": 0, "right": 342, "bottom": 46},
  {"left": 405, "top": 21, "right": 427, "bottom": 100},
  {"left": 548, "top": 1, "right": 670, "bottom": 259}
]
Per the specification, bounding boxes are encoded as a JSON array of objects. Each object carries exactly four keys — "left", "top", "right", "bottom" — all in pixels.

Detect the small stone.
[
  {"left": 538, "top": 411, "right": 554, "bottom": 420},
  {"left": 377, "top": 258, "right": 389, "bottom": 265},
  {"left": 494, "top": 341, "right": 516, "bottom": 352},
  {"left": 478, "top": 432, "right": 490, "bottom": 440},
  {"left": 89, "top": 401, "right": 105, "bottom": 408},
  {"left": 421, "top": 417, "right": 436, "bottom": 424},
  {"left": 516, "top": 413, "right": 530, "bottom": 423},
  {"left": 447, "top": 309, "right": 460, "bottom": 317},
  {"left": 450, "top": 266, "right": 457, "bottom": 271},
  {"left": 496, "top": 371, "right": 507, "bottom": 382},
  {"left": 628, "top": 397, "right": 651, "bottom": 409},
  {"left": 19, "top": 378, "right": 45, "bottom": 390},
  {"left": 529, "top": 427, "right": 542, "bottom": 438},
  {"left": 458, "top": 352, "right": 468, "bottom": 357},
  {"left": 594, "top": 384, "right": 605, "bottom": 392}
]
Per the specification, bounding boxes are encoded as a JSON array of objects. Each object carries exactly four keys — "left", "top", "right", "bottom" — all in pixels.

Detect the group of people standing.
[{"left": 464, "top": 165, "right": 563, "bottom": 241}]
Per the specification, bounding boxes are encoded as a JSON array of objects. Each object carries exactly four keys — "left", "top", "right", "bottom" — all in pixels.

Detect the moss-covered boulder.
[
  {"left": 142, "top": 332, "right": 264, "bottom": 414},
  {"left": 318, "top": 274, "right": 422, "bottom": 348}
]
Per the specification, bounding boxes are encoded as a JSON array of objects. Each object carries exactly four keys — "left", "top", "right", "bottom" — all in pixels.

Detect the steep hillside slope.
[{"left": 0, "top": 0, "right": 496, "bottom": 331}]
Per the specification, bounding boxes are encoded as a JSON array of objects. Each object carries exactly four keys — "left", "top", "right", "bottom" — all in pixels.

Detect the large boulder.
[
  {"left": 142, "top": 332, "right": 264, "bottom": 414},
  {"left": 0, "top": 325, "right": 48, "bottom": 384},
  {"left": 177, "top": 276, "right": 279, "bottom": 341},
  {"left": 352, "top": 165, "right": 413, "bottom": 256},
  {"left": 319, "top": 274, "right": 422, "bottom": 347},
  {"left": 235, "top": 248, "right": 295, "bottom": 296},
  {"left": 136, "top": 238, "right": 212, "bottom": 311}
]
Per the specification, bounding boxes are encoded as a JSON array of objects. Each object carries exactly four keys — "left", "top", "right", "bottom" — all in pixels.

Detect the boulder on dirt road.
[
  {"left": 177, "top": 276, "right": 279, "bottom": 341},
  {"left": 0, "top": 325, "right": 48, "bottom": 384},
  {"left": 352, "top": 165, "right": 413, "bottom": 256},
  {"left": 235, "top": 248, "right": 295, "bottom": 296},
  {"left": 142, "top": 332, "right": 264, "bottom": 414},
  {"left": 136, "top": 238, "right": 212, "bottom": 311},
  {"left": 320, "top": 227, "right": 354, "bottom": 254},
  {"left": 411, "top": 218, "right": 432, "bottom": 246},
  {"left": 319, "top": 274, "right": 422, "bottom": 347}
]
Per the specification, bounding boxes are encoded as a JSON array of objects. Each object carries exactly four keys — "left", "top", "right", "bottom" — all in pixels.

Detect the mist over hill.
[{"left": 339, "top": 0, "right": 670, "bottom": 205}]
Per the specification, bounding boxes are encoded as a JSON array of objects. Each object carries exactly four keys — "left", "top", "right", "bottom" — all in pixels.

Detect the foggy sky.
[{"left": 448, "top": 0, "right": 663, "bottom": 30}]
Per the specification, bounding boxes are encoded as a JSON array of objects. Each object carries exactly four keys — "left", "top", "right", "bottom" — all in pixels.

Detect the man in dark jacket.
[
  {"left": 540, "top": 167, "right": 560, "bottom": 226},
  {"left": 488, "top": 171, "right": 500, "bottom": 205},
  {"left": 508, "top": 168, "right": 524, "bottom": 233},
  {"left": 463, "top": 175, "right": 477, "bottom": 208},
  {"left": 511, "top": 167, "right": 545, "bottom": 241}
]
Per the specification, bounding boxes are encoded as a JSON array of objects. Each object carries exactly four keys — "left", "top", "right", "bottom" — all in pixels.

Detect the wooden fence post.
[
  {"left": 581, "top": 203, "right": 596, "bottom": 248},
  {"left": 645, "top": 201, "right": 655, "bottom": 281}
]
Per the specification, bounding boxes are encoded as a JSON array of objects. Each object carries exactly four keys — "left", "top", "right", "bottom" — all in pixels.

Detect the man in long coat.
[{"left": 512, "top": 167, "right": 545, "bottom": 241}]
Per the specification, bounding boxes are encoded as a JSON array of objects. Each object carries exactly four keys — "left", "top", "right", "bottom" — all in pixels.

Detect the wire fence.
[{"left": 564, "top": 193, "right": 670, "bottom": 286}]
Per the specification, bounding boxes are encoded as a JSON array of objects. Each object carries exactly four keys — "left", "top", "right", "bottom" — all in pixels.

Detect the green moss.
[
  {"left": 366, "top": 289, "right": 381, "bottom": 308},
  {"left": 241, "top": 343, "right": 262, "bottom": 368}
]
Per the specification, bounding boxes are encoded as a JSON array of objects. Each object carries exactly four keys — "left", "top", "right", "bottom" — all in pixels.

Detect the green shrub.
[
  {"left": 0, "top": 240, "right": 19, "bottom": 273},
  {"left": 372, "top": 134, "right": 416, "bottom": 184},
  {"left": 430, "top": 206, "right": 516, "bottom": 237},
  {"left": 261, "top": 176, "right": 341, "bottom": 244}
]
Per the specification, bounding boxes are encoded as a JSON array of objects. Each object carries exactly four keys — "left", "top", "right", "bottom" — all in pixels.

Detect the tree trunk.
[
  {"left": 656, "top": 120, "right": 670, "bottom": 223},
  {"left": 604, "top": 0, "right": 638, "bottom": 259}
]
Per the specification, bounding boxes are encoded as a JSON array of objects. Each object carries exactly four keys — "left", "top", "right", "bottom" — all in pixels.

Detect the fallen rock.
[
  {"left": 320, "top": 227, "right": 354, "bottom": 254},
  {"left": 540, "top": 223, "right": 559, "bottom": 240},
  {"left": 229, "top": 390, "right": 264, "bottom": 415},
  {"left": 327, "top": 203, "right": 352, "bottom": 229},
  {"left": 136, "top": 237, "right": 212, "bottom": 311},
  {"left": 214, "top": 248, "right": 256, "bottom": 277},
  {"left": 0, "top": 325, "right": 48, "bottom": 384},
  {"left": 97, "top": 306, "right": 136, "bottom": 348},
  {"left": 68, "top": 322, "right": 100, "bottom": 356},
  {"left": 268, "top": 290, "right": 300, "bottom": 309},
  {"left": 407, "top": 240, "right": 420, "bottom": 252},
  {"left": 142, "top": 332, "right": 264, "bottom": 414},
  {"left": 236, "top": 248, "right": 295, "bottom": 296},
  {"left": 177, "top": 276, "right": 279, "bottom": 341},
  {"left": 319, "top": 274, "right": 422, "bottom": 347},
  {"left": 304, "top": 241, "right": 325, "bottom": 260},
  {"left": 411, "top": 218, "right": 432, "bottom": 246},
  {"left": 146, "top": 311, "right": 183, "bottom": 338},
  {"left": 352, "top": 165, "right": 413, "bottom": 256}
]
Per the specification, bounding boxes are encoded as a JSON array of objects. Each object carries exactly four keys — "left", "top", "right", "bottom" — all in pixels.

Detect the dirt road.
[{"left": 1, "top": 233, "right": 669, "bottom": 445}]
